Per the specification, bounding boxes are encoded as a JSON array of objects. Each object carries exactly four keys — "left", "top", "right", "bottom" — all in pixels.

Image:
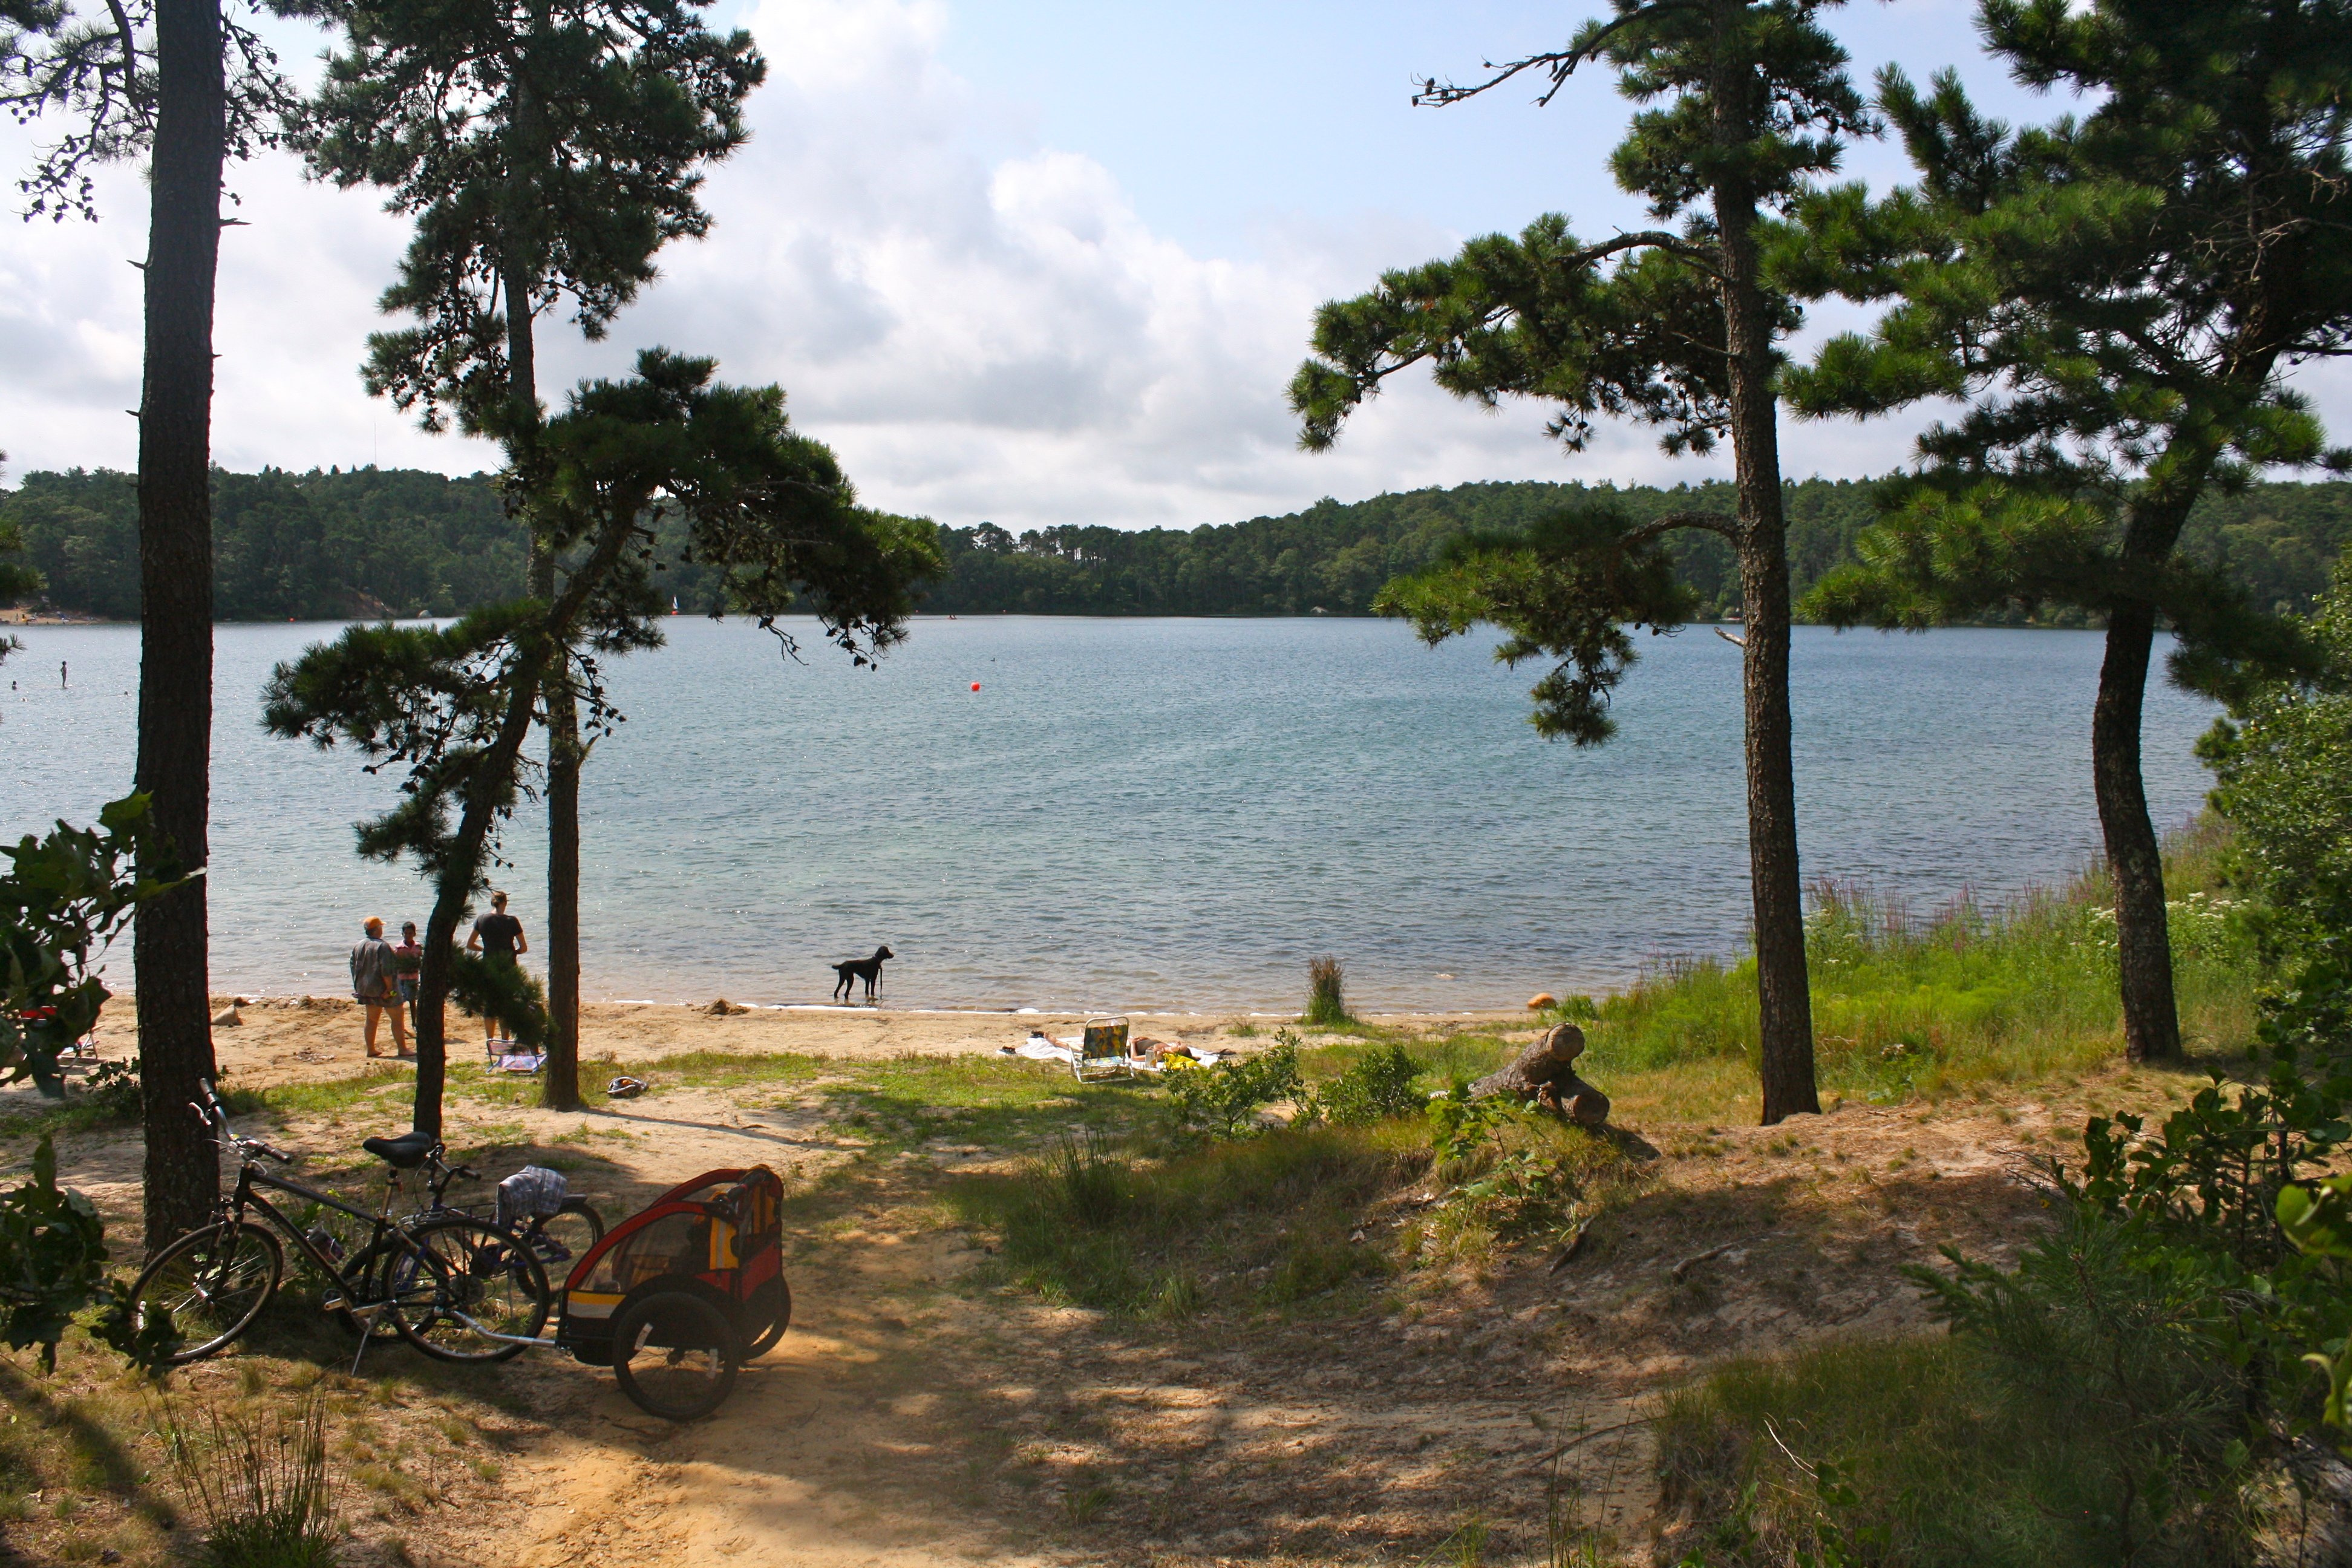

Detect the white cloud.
[{"left": 28, "top": 0, "right": 2335, "bottom": 534}]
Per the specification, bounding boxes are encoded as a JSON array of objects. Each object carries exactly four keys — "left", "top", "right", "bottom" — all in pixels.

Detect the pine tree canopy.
[
  {"left": 1786, "top": 0, "right": 2352, "bottom": 688},
  {"left": 298, "top": 0, "right": 765, "bottom": 432}
]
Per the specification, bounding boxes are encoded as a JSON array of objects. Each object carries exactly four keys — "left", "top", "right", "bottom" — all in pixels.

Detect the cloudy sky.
[{"left": 4, "top": 0, "right": 2345, "bottom": 534}]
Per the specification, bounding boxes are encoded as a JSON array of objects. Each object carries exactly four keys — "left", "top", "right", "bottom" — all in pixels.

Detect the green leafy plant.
[
  {"left": 1163, "top": 1033, "right": 1303, "bottom": 1141},
  {"left": 1427, "top": 1082, "right": 1576, "bottom": 1232},
  {"left": 1, "top": 794, "right": 183, "bottom": 1097},
  {"left": 2278, "top": 1171, "right": 2352, "bottom": 1434},
  {"left": 1300, "top": 1043, "right": 1427, "bottom": 1127},
  {"left": 0, "top": 1135, "right": 173, "bottom": 1371}
]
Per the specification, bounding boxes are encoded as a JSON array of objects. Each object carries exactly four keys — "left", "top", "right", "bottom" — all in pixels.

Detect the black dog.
[{"left": 831, "top": 945, "right": 893, "bottom": 1004}]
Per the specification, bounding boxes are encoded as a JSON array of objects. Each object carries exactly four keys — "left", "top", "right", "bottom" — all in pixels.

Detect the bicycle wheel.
[
  {"left": 526, "top": 1198, "right": 606, "bottom": 1278},
  {"left": 387, "top": 1217, "right": 549, "bottom": 1362},
  {"left": 129, "top": 1221, "right": 283, "bottom": 1364},
  {"left": 334, "top": 1235, "right": 420, "bottom": 1345},
  {"left": 743, "top": 1275, "right": 791, "bottom": 1357},
  {"left": 610, "top": 1290, "right": 739, "bottom": 1421}
]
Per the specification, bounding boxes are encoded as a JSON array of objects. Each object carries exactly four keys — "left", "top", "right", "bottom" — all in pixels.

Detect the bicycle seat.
[{"left": 362, "top": 1129, "right": 439, "bottom": 1169}]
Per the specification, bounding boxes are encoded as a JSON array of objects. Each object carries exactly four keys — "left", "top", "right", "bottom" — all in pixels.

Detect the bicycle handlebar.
[{"left": 188, "top": 1085, "right": 292, "bottom": 1164}]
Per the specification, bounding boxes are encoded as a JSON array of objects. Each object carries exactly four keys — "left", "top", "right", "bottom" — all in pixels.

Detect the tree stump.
[{"left": 1469, "top": 1023, "right": 1610, "bottom": 1127}]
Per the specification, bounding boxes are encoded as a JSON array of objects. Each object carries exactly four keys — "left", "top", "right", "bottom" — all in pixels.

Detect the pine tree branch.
[
  {"left": 1412, "top": 4, "right": 1695, "bottom": 110},
  {"left": 1624, "top": 508, "right": 1739, "bottom": 544}
]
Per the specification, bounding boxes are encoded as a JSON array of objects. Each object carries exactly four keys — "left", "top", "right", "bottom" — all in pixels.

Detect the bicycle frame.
[
  {"left": 187, "top": 1087, "right": 556, "bottom": 1361},
  {"left": 223, "top": 1157, "right": 407, "bottom": 1298}
]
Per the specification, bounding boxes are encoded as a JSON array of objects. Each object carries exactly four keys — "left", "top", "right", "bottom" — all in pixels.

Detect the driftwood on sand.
[{"left": 1469, "top": 1023, "right": 1611, "bottom": 1126}]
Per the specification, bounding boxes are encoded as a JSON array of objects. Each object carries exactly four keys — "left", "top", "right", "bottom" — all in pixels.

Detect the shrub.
[
  {"left": 164, "top": 1393, "right": 339, "bottom": 1568},
  {"left": 1303, "top": 1042, "right": 1427, "bottom": 1126},
  {"left": 1659, "top": 1307, "right": 2262, "bottom": 1568},
  {"left": 1163, "top": 1034, "right": 1302, "bottom": 1141}
]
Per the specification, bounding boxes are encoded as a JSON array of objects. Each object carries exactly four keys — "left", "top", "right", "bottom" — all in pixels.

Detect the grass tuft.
[{"left": 1303, "top": 955, "right": 1354, "bottom": 1027}]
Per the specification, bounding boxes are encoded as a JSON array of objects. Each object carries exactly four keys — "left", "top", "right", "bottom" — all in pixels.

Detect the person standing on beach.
[
  {"left": 467, "top": 892, "right": 528, "bottom": 1043},
  {"left": 350, "top": 916, "right": 410, "bottom": 1058},
  {"left": 393, "top": 921, "right": 423, "bottom": 1026}
]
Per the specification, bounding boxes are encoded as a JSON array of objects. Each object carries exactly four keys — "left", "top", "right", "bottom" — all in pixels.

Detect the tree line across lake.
[{"left": 8, "top": 463, "right": 2350, "bottom": 623}]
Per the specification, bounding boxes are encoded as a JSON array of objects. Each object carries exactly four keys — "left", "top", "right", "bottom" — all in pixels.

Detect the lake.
[{"left": 2, "top": 616, "right": 2217, "bottom": 1013}]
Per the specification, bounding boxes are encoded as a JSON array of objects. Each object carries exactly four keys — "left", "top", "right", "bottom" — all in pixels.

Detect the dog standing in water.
[{"left": 831, "top": 945, "right": 893, "bottom": 1004}]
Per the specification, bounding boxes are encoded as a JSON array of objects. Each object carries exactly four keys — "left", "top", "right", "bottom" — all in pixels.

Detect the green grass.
[
  {"left": 1656, "top": 1333, "right": 2261, "bottom": 1567},
  {"left": 1554, "top": 825, "right": 2260, "bottom": 1114},
  {"left": 639, "top": 1049, "right": 831, "bottom": 1092},
  {"left": 950, "top": 1120, "right": 1429, "bottom": 1315},
  {"left": 819, "top": 1052, "right": 1166, "bottom": 1152},
  {"left": 255, "top": 1068, "right": 411, "bottom": 1122}
]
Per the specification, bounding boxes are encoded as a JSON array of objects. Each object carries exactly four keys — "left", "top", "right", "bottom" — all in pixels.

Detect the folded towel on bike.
[{"left": 496, "top": 1165, "right": 569, "bottom": 1232}]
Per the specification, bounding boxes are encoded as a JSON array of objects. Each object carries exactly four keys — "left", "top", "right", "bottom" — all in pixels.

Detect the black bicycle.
[{"left": 129, "top": 1086, "right": 552, "bottom": 1366}]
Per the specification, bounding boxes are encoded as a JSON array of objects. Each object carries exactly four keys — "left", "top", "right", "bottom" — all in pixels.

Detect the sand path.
[{"left": 6, "top": 1001, "right": 2106, "bottom": 1565}]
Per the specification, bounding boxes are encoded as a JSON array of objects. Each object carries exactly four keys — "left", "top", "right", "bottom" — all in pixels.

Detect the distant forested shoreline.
[{"left": 5, "top": 465, "right": 2348, "bottom": 623}]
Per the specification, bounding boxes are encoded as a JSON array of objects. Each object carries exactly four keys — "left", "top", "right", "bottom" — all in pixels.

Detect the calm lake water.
[{"left": 2, "top": 616, "right": 2216, "bottom": 1013}]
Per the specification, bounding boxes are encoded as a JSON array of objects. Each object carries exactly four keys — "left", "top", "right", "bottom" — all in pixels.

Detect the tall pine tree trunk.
[
  {"left": 543, "top": 704, "right": 582, "bottom": 1107},
  {"left": 1713, "top": 7, "right": 1817, "bottom": 1125},
  {"left": 2095, "top": 601, "right": 2182, "bottom": 1063},
  {"left": 540, "top": 568, "right": 584, "bottom": 1111},
  {"left": 501, "top": 230, "right": 584, "bottom": 1112},
  {"left": 134, "top": 0, "right": 226, "bottom": 1253}
]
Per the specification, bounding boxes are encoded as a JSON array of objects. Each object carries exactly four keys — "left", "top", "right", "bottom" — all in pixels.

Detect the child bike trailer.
[{"left": 554, "top": 1166, "right": 789, "bottom": 1419}]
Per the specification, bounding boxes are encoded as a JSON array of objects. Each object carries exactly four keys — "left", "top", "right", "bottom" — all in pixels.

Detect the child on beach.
[{"left": 393, "top": 921, "right": 423, "bottom": 1017}]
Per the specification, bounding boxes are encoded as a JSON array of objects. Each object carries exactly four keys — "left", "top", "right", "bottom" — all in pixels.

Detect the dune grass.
[
  {"left": 1555, "top": 823, "right": 2258, "bottom": 1117},
  {"left": 947, "top": 1119, "right": 1432, "bottom": 1315},
  {"left": 1656, "top": 1325, "right": 2263, "bottom": 1567}
]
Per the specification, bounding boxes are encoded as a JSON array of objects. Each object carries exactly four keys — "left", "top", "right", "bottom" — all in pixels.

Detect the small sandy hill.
[{"left": 3, "top": 1001, "right": 2186, "bottom": 1567}]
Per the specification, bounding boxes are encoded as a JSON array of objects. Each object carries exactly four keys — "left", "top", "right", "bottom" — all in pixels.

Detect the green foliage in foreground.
[
  {"left": 0, "top": 1137, "right": 172, "bottom": 1373},
  {"left": 1567, "top": 827, "right": 2257, "bottom": 1099},
  {"left": 1658, "top": 1312, "right": 2259, "bottom": 1568},
  {"left": 1, "top": 794, "right": 185, "bottom": 1098}
]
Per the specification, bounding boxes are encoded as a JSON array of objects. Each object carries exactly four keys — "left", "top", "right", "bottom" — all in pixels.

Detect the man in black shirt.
[{"left": 466, "top": 890, "right": 529, "bottom": 1044}]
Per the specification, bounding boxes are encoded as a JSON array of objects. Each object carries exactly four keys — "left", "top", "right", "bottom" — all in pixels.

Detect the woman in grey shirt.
[{"left": 350, "top": 916, "right": 410, "bottom": 1058}]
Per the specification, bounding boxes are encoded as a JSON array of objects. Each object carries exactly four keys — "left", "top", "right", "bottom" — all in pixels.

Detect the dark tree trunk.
[
  {"left": 134, "top": 0, "right": 226, "bottom": 1254},
  {"left": 1711, "top": 12, "right": 1817, "bottom": 1126},
  {"left": 2094, "top": 602, "right": 2182, "bottom": 1062},
  {"left": 542, "top": 679, "right": 583, "bottom": 1109},
  {"left": 503, "top": 235, "right": 584, "bottom": 1112},
  {"left": 411, "top": 506, "right": 642, "bottom": 1135},
  {"left": 413, "top": 672, "right": 543, "bottom": 1135}
]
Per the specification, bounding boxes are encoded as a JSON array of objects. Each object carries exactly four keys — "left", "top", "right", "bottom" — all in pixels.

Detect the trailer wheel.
[
  {"left": 611, "top": 1290, "right": 739, "bottom": 1420},
  {"left": 743, "top": 1276, "right": 791, "bottom": 1357}
]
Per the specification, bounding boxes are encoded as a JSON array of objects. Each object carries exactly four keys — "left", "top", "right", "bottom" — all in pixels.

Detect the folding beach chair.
[{"left": 1073, "top": 1016, "right": 1132, "bottom": 1082}]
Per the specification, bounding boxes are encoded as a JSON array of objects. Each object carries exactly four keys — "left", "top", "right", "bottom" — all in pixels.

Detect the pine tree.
[
  {"left": 300, "top": 0, "right": 762, "bottom": 1109},
  {"left": 3, "top": 0, "right": 298, "bottom": 1249},
  {"left": 1291, "top": 0, "right": 1872, "bottom": 1123},
  {"left": 1784, "top": 0, "right": 2352, "bottom": 1061},
  {"left": 264, "top": 350, "right": 943, "bottom": 1135}
]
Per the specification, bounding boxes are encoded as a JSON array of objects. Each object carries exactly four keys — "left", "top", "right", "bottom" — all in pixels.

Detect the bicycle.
[
  {"left": 129, "top": 1085, "right": 552, "bottom": 1367},
  {"left": 401, "top": 1140, "right": 605, "bottom": 1272}
]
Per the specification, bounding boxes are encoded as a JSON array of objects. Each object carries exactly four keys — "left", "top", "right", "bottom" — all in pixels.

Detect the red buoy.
[{"left": 971, "top": 681, "right": 982, "bottom": 691}]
